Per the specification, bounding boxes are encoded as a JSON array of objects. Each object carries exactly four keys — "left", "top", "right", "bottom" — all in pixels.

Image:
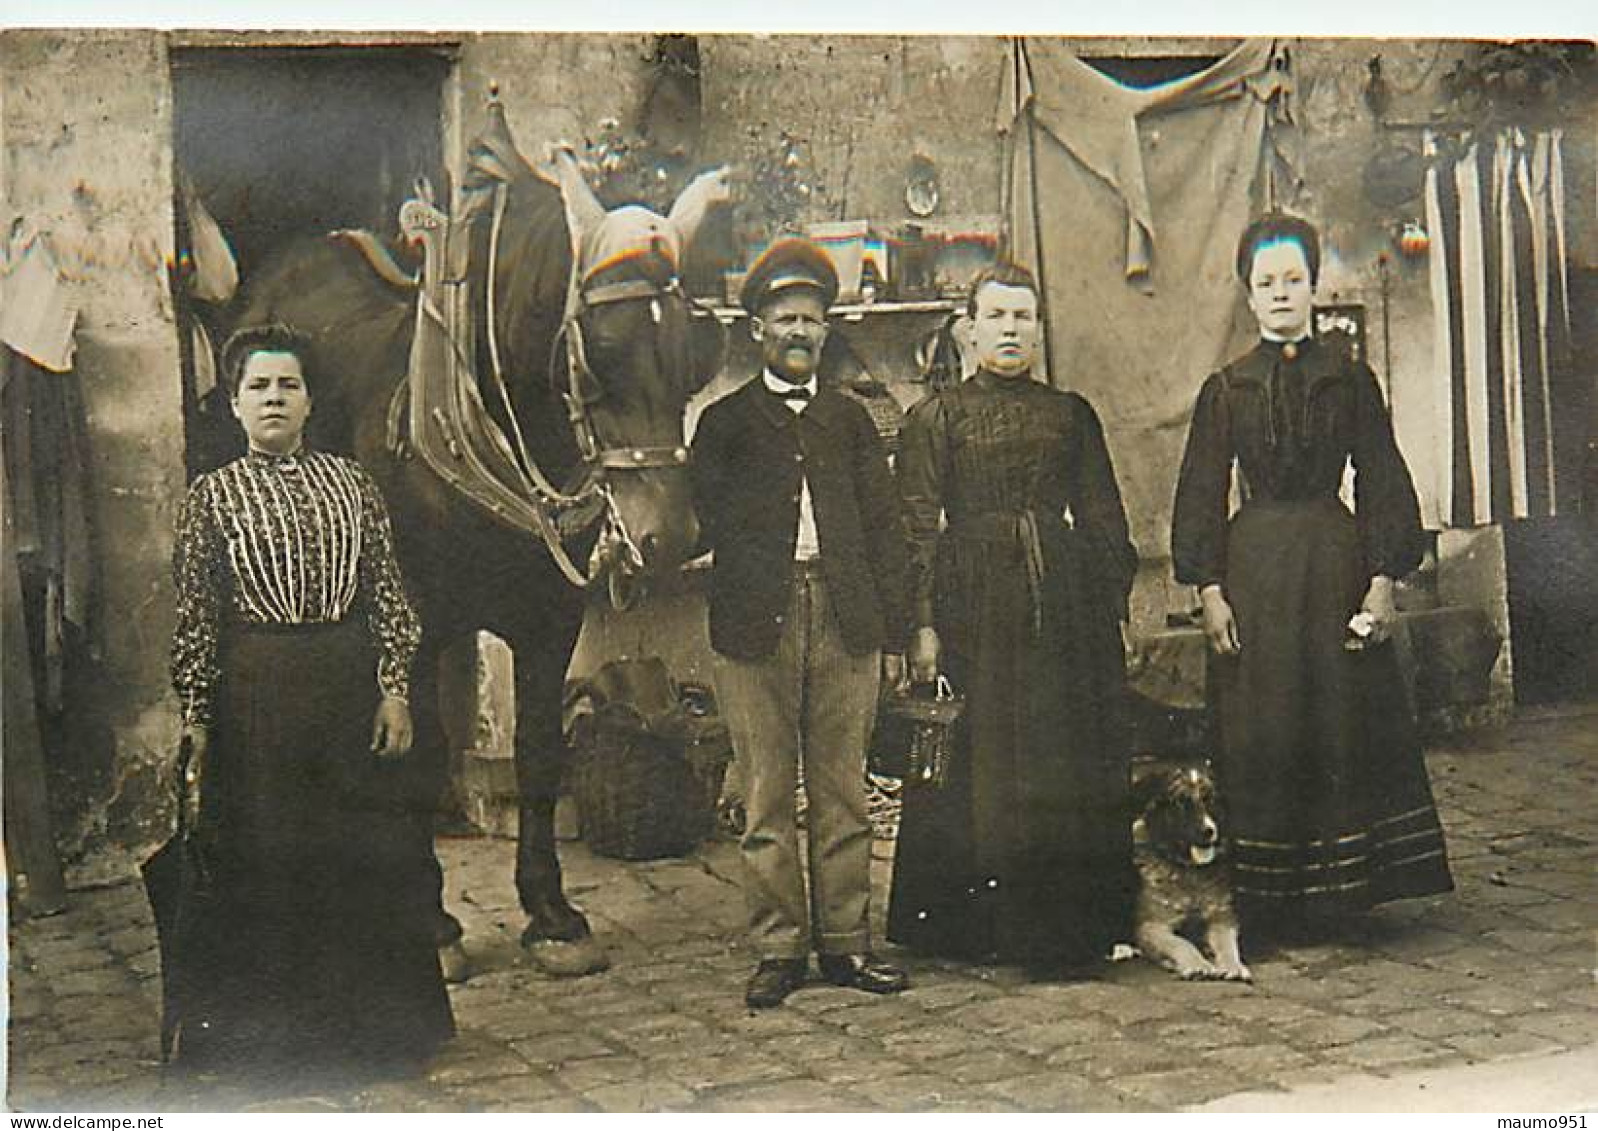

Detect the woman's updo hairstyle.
[
  {"left": 1235, "top": 213, "right": 1322, "bottom": 289},
  {"left": 220, "top": 323, "right": 315, "bottom": 398}
]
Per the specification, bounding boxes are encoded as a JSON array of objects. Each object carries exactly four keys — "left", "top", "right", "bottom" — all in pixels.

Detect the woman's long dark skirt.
[
  {"left": 175, "top": 620, "right": 453, "bottom": 1087},
  {"left": 887, "top": 528, "right": 1135, "bottom": 968},
  {"left": 1212, "top": 498, "right": 1454, "bottom": 928}
]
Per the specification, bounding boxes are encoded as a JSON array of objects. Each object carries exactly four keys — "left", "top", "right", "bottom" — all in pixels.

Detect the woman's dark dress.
[
  {"left": 170, "top": 449, "right": 453, "bottom": 1085},
  {"left": 1171, "top": 338, "right": 1453, "bottom": 925},
  {"left": 887, "top": 372, "right": 1139, "bottom": 967}
]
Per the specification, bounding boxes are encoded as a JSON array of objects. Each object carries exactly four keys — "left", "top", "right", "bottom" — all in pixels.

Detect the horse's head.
[
  {"left": 551, "top": 152, "right": 728, "bottom": 600},
  {"left": 466, "top": 100, "right": 727, "bottom": 604}
]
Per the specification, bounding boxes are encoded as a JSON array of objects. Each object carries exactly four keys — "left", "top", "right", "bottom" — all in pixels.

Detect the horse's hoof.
[
  {"left": 521, "top": 933, "right": 610, "bottom": 978},
  {"left": 438, "top": 940, "right": 472, "bottom": 985}
]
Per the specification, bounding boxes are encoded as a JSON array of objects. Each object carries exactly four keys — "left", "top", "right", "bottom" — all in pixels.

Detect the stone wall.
[{"left": 2, "top": 29, "right": 185, "bottom": 877}]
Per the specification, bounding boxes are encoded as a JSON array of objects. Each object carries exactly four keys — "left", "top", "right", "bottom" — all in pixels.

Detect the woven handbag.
[{"left": 869, "top": 675, "right": 965, "bottom": 788}]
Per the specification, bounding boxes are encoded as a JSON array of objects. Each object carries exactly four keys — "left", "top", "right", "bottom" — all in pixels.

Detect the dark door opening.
[
  {"left": 170, "top": 46, "right": 450, "bottom": 473},
  {"left": 1502, "top": 267, "right": 1598, "bottom": 707}
]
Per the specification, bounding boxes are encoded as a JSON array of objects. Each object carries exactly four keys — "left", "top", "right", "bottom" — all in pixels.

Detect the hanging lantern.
[{"left": 1398, "top": 221, "right": 1430, "bottom": 258}]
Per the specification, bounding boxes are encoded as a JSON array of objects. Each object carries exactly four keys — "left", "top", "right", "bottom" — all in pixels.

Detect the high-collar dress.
[
  {"left": 1171, "top": 338, "right": 1453, "bottom": 925},
  {"left": 168, "top": 447, "right": 453, "bottom": 1086},
  {"left": 887, "top": 371, "right": 1139, "bottom": 967}
]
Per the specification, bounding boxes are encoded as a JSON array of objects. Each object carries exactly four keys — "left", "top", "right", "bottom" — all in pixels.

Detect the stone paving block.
[
  {"left": 1063, "top": 1037, "right": 1187, "bottom": 1079},
  {"left": 580, "top": 1077, "right": 697, "bottom": 1112},
  {"left": 804, "top": 1053, "right": 925, "bottom": 1087},
  {"left": 823, "top": 1000, "right": 941, "bottom": 1038},
  {"left": 749, "top": 1029, "right": 883, "bottom": 1065},
  {"left": 998, "top": 1016, "right": 1121, "bottom": 1057},
  {"left": 478, "top": 1096, "right": 595, "bottom": 1113},
  {"left": 1278, "top": 1013, "right": 1391, "bottom": 1050},
  {"left": 1338, "top": 1034, "right": 1452, "bottom": 1069},
  {"left": 843, "top": 1071, "right": 958, "bottom": 1110},
  {"left": 696, "top": 1076, "right": 865, "bottom": 1112},
  {"left": 540, "top": 1055, "right": 649, "bottom": 1093},
  {"left": 1194, "top": 995, "right": 1328, "bottom": 1027},
  {"left": 1130, "top": 1015, "right": 1253, "bottom": 1050},
  {"left": 942, "top": 995, "right": 1073, "bottom": 1033},
  {"left": 428, "top": 1046, "right": 549, "bottom": 1086},
  {"left": 719, "top": 1009, "right": 828, "bottom": 1038},
  {"left": 1515, "top": 1011, "right": 1598, "bottom": 1044},
  {"left": 28, "top": 945, "right": 118, "bottom": 976},
  {"left": 646, "top": 936, "right": 740, "bottom": 963},
  {"left": 507, "top": 1031, "right": 617, "bottom": 1069},
  {"left": 1197, "top": 1041, "right": 1315, "bottom": 1079},
  {"left": 1088, "top": 985, "right": 1210, "bottom": 1023},
  {"left": 1115, "top": 1065, "right": 1249, "bottom": 1108},
  {"left": 878, "top": 1026, "right": 981, "bottom": 1063},
  {"left": 1558, "top": 985, "right": 1598, "bottom": 1011},
  {"left": 898, "top": 977, "right": 1004, "bottom": 1011},
  {"left": 982, "top": 1071, "right": 1151, "bottom": 1112},
  {"left": 42, "top": 969, "right": 134, "bottom": 999},
  {"left": 1482, "top": 928, "right": 1575, "bottom": 954},
  {"left": 654, "top": 1049, "right": 788, "bottom": 1092},
  {"left": 925, "top": 1098, "right": 1025, "bottom": 1112},
  {"left": 1445, "top": 1029, "right": 1567, "bottom": 1061},
  {"left": 466, "top": 1003, "right": 587, "bottom": 1042},
  {"left": 1383, "top": 1007, "right": 1495, "bottom": 1040},
  {"left": 1441, "top": 982, "right": 1557, "bottom": 1016},
  {"left": 922, "top": 1047, "right": 1045, "bottom": 1086}
]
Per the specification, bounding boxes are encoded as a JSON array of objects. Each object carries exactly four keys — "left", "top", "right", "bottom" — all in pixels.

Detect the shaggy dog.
[{"left": 1131, "top": 764, "right": 1252, "bottom": 982}]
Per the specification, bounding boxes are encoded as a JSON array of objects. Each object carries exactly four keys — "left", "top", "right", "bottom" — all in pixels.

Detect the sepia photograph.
[{"left": 3, "top": 1, "right": 1595, "bottom": 1116}]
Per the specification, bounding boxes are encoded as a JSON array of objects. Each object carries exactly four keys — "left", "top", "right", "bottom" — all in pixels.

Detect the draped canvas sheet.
[
  {"left": 1422, "top": 128, "right": 1576, "bottom": 528},
  {"left": 1000, "top": 38, "right": 1292, "bottom": 554}
]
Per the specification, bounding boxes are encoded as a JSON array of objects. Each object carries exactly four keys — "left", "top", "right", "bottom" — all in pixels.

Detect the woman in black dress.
[
  {"left": 169, "top": 324, "right": 453, "bottom": 1088},
  {"left": 887, "top": 264, "right": 1139, "bottom": 969},
  {"left": 1171, "top": 214, "right": 1453, "bottom": 934}
]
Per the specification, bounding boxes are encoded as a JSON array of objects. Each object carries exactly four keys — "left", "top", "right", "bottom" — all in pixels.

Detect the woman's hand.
[
  {"left": 1200, "top": 585, "right": 1241, "bottom": 656},
  {"left": 178, "top": 724, "right": 209, "bottom": 833},
  {"left": 1352, "top": 575, "right": 1397, "bottom": 648},
  {"left": 908, "top": 626, "right": 941, "bottom": 684},
  {"left": 371, "top": 697, "right": 414, "bottom": 759}
]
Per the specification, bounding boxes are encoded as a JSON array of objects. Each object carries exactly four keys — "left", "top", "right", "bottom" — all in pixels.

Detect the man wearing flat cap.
[{"left": 690, "top": 238, "right": 911, "bottom": 1009}]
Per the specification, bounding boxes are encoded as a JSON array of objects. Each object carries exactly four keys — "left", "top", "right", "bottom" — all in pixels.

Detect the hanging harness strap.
[{"left": 398, "top": 195, "right": 597, "bottom": 588}]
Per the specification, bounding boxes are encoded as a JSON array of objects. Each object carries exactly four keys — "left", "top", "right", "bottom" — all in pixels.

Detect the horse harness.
[{"left": 390, "top": 183, "right": 693, "bottom": 603}]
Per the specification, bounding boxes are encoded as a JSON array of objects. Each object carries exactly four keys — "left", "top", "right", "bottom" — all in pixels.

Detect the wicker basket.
[
  {"left": 567, "top": 660, "right": 732, "bottom": 860},
  {"left": 869, "top": 675, "right": 965, "bottom": 788}
]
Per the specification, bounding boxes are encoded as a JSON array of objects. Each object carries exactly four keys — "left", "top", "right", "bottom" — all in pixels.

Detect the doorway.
[{"left": 169, "top": 45, "right": 451, "bottom": 472}]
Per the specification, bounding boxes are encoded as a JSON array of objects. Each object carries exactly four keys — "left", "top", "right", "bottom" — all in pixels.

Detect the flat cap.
[{"left": 740, "top": 237, "right": 840, "bottom": 314}]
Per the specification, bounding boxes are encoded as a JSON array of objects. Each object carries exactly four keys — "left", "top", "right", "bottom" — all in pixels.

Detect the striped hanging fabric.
[{"left": 1423, "top": 127, "right": 1576, "bottom": 527}]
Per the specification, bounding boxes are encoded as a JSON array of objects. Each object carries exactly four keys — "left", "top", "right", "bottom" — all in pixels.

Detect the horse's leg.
[{"left": 512, "top": 598, "right": 609, "bottom": 976}]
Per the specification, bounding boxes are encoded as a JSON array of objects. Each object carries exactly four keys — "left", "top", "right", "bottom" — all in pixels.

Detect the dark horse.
[{"left": 232, "top": 99, "right": 726, "bottom": 976}]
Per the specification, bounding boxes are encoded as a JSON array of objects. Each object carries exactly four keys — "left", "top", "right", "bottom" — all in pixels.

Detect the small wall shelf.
[{"left": 705, "top": 298, "right": 961, "bottom": 325}]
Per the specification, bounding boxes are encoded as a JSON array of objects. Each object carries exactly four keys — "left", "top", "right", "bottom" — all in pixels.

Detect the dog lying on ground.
[{"left": 1131, "top": 763, "right": 1252, "bottom": 982}]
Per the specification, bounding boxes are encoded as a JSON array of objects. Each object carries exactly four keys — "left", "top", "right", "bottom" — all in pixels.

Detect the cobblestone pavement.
[{"left": 8, "top": 705, "right": 1597, "bottom": 1112}]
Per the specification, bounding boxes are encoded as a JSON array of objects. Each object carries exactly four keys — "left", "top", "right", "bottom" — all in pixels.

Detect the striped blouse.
[{"left": 171, "top": 449, "right": 421, "bottom": 727}]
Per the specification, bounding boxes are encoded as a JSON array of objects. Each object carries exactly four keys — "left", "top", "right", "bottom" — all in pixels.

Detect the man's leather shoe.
[
  {"left": 745, "top": 958, "right": 807, "bottom": 1009},
  {"left": 817, "top": 953, "right": 909, "bottom": 994}
]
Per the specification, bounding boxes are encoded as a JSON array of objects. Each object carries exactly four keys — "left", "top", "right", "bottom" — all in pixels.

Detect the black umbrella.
[{"left": 141, "top": 736, "right": 216, "bottom": 1062}]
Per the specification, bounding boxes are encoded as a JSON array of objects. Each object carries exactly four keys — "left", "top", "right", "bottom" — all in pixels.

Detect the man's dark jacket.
[{"left": 690, "top": 377, "right": 910, "bottom": 662}]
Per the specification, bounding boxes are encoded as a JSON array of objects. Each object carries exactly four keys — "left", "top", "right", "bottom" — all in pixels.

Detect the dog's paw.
[
  {"left": 1215, "top": 960, "right": 1254, "bottom": 983},
  {"left": 1175, "top": 959, "right": 1220, "bottom": 980}
]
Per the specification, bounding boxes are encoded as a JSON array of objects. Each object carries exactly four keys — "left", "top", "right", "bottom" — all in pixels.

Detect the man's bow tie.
[{"left": 770, "top": 384, "right": 813, "bottom": 402}]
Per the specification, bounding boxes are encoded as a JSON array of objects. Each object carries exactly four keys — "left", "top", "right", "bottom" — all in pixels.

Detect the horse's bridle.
[{"left": 479, "top": 182, "right": 702, "bottom": 607}]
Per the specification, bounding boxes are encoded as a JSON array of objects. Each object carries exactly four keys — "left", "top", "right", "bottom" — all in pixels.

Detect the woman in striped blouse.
[{"left": 169, "top": 324, "right": 452, "bottom": 1091}]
